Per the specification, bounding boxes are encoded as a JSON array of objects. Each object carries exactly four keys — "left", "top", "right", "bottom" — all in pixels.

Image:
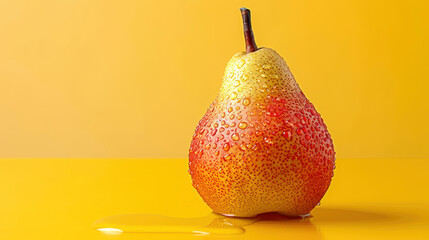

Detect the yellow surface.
[
  {"left": 1, "top": 158, "right": 428, "bottom": 239},
  {"left": 1, "top": 1, "right": 428, "bottom": 159}
]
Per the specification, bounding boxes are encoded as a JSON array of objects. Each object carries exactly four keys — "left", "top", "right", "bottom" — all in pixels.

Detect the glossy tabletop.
[{"left": 1, "top": 158, "right": 428, "bottom": 239}]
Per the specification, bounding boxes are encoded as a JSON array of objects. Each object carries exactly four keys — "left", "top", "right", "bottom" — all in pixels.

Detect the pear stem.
[{"left": 240, "top": 7, "right": 258, "bottom": 53}]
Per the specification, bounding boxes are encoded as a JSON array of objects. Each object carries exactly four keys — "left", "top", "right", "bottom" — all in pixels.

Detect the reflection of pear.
[{"left": 189, "top": 7, "right": 335, "bottom": 217}]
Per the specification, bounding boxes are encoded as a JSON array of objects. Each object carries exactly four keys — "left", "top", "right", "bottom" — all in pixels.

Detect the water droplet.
[
  {"left": 233, "top": 80, "right": 241, "bottom": 87},
  {"left": 223, "top": 154, "right": 231, "bottom": 161},
  {"left": 228, "top": 107, "right": 233, "bottom": 113},
  {"left": 261, "top": 74, "right": 266, "bottom": 78},
  {"left": 199, "top": 129, "right": 205, "bottom": 135},
  {"left": 215, "top": 151, "right": 220, "bottom": 156},
  {"left": 282, "top": 131, "right": 292, "bottom": 139},
  {"left": 237, "top": 116, "right": 242, "bottom": 120},
  {"left": 205, "top": 144, "right": 211, "bottom": 150},
  {"left": 238, "top": 122, "right": 248, "bottom": 129},
  {"left": 259, "top": 89, "right": 265, "bottom": 93},
  {"left": 214, "top": 123, "right": 219, "bottom": 128},
  {"left": 264, "top": 137, "right": 273, "bottom": 144},
  {"left": 242, "top": 74, "right": 249, "bottom": 82},
  {"left": 239, "top": 144, "right": 247, "bottom": 151},
  {"left": 271, "top": 74, "right": 279, "bottom": 79},
  {"left": 230, "top": 122, "right": 236, "bottom": 127},
  {"left": 238, "top": 87, "right": 243, "bottom": 92},
  {"left": 235, "top": 106, "right": 240, "bottom": 110},
  {"left": 211, "top": 128, "right": 218, "bottom": 136},
  {"left": 252, "top": 144, "right": 259, "bottom": 151},
  {"left": 227, "top": 71, "right": 234, "bottom": 78},
  {"left": 262, "top": 64, "right": 271, "bottom": 69},
  {"left": 238, "top": 59, "right": 245, "bottom": 68},
  {"left": 317, "top": 202, "right": 321, "bottom": 206},
  {"left": 225, "top": 124, "right": 229, "bottom": 128},
  {"left": 231, "top": 133, "right": 240, "bottom": 141},
  {"left": 242, "top": 98, "right": 250, "bottom": 106},
  {"left": 230, "top": 92, "right": 237, "bottom": 100},
  {"left": 226, "top": 130, "right": 230, "bottom": 135},
  {"left": 221, "top": 120, "right": 226, "bottom": 125},
  {"left": 219, "top": 127, "right": 225, "bottom": 132},
  {"left": 212, "top": 143, "right": 217, "bottom": 149},
  {"left": 223, "top": 143, "right": 230, "bottom": 151},
  {"left": 229, "top": 114, "right": 235, "bottom": 120},
  {"left": 219, "top": 135, "right": 224, "bottom": 140},
  {"left": 256, "top": 131, "right": 263, "bottom": 136},
  {"left": 221, "top": 112, "right": 225, "bottom": 118}
]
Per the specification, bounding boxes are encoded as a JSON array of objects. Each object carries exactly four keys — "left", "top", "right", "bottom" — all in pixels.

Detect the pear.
[{"left": 189, "top": 8, "right": 335, "bottom": 217}]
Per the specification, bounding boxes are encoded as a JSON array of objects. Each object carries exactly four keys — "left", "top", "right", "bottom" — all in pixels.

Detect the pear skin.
[{"left": 188, "top": 8, "right": 335, "bottom": 217}]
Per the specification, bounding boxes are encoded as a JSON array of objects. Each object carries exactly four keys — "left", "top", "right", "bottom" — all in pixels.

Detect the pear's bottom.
[
  {"left": 208, "top": 200, "right": 321, "bottom": 218},
  {"left": 219, "top": 211, "right": 312, "bottom": 219}
]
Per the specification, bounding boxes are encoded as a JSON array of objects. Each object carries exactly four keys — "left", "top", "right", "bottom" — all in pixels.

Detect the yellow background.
[{"left": 0, "top": 0, "right": 428, "bottom": 158}]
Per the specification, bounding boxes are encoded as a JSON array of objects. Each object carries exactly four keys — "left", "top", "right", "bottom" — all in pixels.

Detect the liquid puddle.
[
  {"left": 94, "top": 213, "right": 257, "bottom": 235},
  {"left": 94, "top": 212, "right": 310, "bottom": 235}
]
